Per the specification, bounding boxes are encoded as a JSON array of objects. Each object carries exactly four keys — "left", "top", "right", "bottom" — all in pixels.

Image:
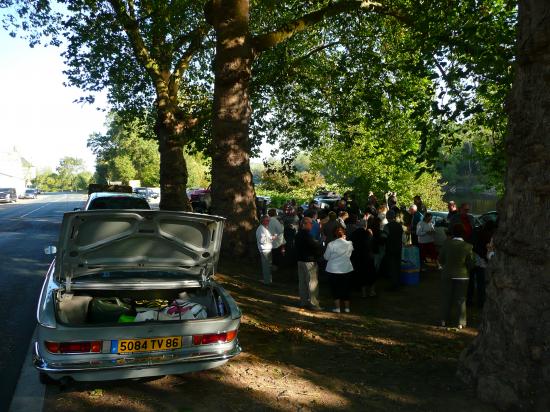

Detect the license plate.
[{"left": 111, "top": 336, "right": 182, "bottom": 354}]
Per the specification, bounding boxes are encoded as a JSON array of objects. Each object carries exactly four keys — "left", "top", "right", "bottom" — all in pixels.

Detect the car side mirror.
[
  {"left": 73, "top": 207, "right": 81, "bottom": 211},
  {"left": 44, "top": 246, "right": 57, "bottom": 255}
]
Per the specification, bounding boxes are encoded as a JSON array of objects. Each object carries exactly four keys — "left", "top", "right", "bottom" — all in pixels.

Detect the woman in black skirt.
[{"left": 324, "top": 226, "right": 354, "bottom": 313}]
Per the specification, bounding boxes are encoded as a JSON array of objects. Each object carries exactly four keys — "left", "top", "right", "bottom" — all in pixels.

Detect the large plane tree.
[{"left": 459, "top": 0, "right": 550, "bottom": 409}]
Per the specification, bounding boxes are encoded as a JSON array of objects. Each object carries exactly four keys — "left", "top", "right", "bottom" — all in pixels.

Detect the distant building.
[{"left": 0, "top": 147, "right": 36, "bottom": 196}]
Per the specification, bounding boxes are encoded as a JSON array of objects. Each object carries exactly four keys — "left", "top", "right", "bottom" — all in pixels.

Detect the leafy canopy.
[{"left": 33, "top": 156, "right": 92, "bottom": 191}]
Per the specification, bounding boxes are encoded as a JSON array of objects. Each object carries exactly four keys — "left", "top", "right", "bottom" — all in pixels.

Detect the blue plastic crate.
[{"left": 400, "top": 262, "right": 420, "bottom": 285}]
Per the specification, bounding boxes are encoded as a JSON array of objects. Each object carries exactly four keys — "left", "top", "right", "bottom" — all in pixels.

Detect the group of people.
[
  {"left": 255, "top": 193, "right": 498, "bottom": 326},
  {"left": 255, "top": 192, "right": 410, "bottom": 314}
]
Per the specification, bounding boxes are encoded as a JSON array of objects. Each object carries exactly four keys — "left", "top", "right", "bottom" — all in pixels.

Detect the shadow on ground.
[{"left": 42, "top": 257, "right": 493, "bottom": 412}]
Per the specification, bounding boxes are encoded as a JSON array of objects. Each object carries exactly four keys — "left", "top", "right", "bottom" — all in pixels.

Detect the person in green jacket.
[{"left": 439, "top": 223, "right": 475, "bottom": 328}]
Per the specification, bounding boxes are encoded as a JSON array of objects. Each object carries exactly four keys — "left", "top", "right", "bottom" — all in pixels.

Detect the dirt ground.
[{"left": 43, "top": 258, "right": 495, "bottom": 412}]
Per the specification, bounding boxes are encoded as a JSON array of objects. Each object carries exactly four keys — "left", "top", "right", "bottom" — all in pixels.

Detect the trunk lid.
[{"left": 55, "top": 210, "right": 225, "bottom": 284}]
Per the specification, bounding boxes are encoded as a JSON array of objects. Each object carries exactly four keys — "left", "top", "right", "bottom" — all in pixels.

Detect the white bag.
[{"left": 134, "top": 300, "right": 207, "bottom": 322}]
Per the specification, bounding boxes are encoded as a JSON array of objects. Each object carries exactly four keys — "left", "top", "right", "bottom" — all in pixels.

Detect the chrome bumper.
[{"left": 33, "top": 341, "right": 241, "bottom": 374}]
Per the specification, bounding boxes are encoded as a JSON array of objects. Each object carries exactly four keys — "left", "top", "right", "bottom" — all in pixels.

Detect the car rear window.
[{"left": 88, "top": 196, "right": 151, "bottom": 210}]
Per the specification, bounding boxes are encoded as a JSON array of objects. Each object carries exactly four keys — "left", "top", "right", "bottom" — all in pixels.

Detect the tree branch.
[
  {"left": 252, "top": 0, "right": 411, "bottom": 54},
  {"left": 170, "top": 24, "right": 209, "bottom": 97},
  {"left": 108, "top": 0, "right": 161, "bottom": 80},
  {"left": 297, "top": 41, "right": 340, "bottom": 63},
  {"left": 172, "top": 26, "right": 203, "bottom": 55}
]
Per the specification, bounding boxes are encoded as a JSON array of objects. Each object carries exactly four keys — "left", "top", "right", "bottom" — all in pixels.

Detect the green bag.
[
  {"left": 118, "top": 314, "right": 136, "bottom": 323},
  {"left": 88, "top": 297, "right": 134, "bottom": 323}
]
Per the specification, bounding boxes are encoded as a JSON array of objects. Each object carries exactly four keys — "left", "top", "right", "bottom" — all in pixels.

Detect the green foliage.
[
  {"left": 255, "top": 189, "right": 306, "bottom": 210},
  {"left": 310, "top": 105, "right": 446, "bottom": 210},
  {"left": 88, "top": 112, "right": 160, "bottom": 186},
  {"left": 111, "top": 155, "right": 136, "bottom": 184},
  {"left": 185, "top": 152, "right": 211, "bottom": 188},
  {"left": 255, "top": 160, "right": 326, "bottom": 208},
  {"left": 438, "top": 120, "right": 507, "bottom": 194},
  {"left": 260, "top": 169, "right": 324, "bottom": 195},
  {"left": 33, "top": 158, "right": 92, "bottom": 191},
  {"left": 250, "top": 0, "right": 514, "bottom": 188},
  {"left": 88, "top": 110, "right": 212, "bottom": 188}
]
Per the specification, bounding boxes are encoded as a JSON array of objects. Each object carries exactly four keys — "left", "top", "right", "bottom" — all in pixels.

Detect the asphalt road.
[{"left": 0, "top": 192, "right": 86, "bottom": 412}]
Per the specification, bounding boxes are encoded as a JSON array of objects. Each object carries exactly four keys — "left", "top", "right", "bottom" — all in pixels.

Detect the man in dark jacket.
[
  {"left": 295, "top": 217, "right": 323, "bottom": 310},
  {"left": 384, "top": 210, "right": 404, "bottom": 290}
]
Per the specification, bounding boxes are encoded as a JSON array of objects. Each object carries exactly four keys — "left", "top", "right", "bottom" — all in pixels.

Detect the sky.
[{"left": 0, "top": 29, "right": 106, "bottom": 173}]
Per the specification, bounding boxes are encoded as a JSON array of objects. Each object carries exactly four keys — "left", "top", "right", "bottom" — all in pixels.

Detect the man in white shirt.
[
  {"left": 268, "top": 208, "right": 285, "bottom": 269},
  {"left": 256, "top": 215, "right": 275, "bottom": 284}
]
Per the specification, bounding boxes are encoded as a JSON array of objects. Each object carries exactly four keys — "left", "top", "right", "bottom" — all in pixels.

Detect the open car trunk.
[
  {"left": 34, "top": 211, "right": 241, "bottom": 383},
  {"left": 55, "top": 285, "right": 226, "bottom": 326}
]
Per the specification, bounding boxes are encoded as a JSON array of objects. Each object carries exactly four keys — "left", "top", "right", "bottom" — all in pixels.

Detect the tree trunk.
[
  {"left": 458, "top": 1, "right": 550, "bottom": 410},
  {"left": 156, "top": 108, "right": 192, "bottom": 211},
  {"left": 208, "top": 0, "right": 258, "bottom": 256}
]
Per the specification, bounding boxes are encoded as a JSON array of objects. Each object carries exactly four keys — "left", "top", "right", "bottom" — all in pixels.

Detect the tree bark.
[
  {"left": 458, "top": 1, "right": 550, "bottom": 410},
  {"left": 208, "top": 0, "right": 258, "bottom": 256},
  {"left": 156, "top": 107, "right": 192, "bottom": 211}
]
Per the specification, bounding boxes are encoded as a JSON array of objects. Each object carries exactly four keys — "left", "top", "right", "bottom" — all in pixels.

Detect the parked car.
[
  {"left": 148, "top": 188, "right": 160, "bottom": 199},
  {"left": 33, "top": 210, "right": 241, "bottom": 383},
  {"left": 188, "top": 187, "right": 212, "bottom": 213},
  {"left": 314, "top": 197, "right": 340, "bottom": 210},
  {"left": 313, "top": 189, "right": 340, "bottom": 210},
  {"left": 256, "top": 195, "right": 271, "bottom": 206},
  {"left": 134, "top": 187, "right": 159, "bottom": 200},
  {"left": 0, "top": 188, "right": 17, "bottom": 203},
  {"left": 21, "top": 188, "right": 38, "bottom": 199},
  {"left": 427, "top": 210, "right": 451, "bottom": 247},
  {"left": 88, "top": 184, "right": 133, "bottom": 195},
  {"left": 429, "top": 210, "right": 449, "bottom": 226},
  {"left": 81, "top": 192, "right": 151, "bottom": 210},
  {"left": 475, "top": 211, "right": 498, "bottom": 227}
]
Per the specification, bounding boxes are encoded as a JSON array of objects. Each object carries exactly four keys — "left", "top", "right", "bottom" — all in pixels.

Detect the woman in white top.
[
  {"left": 324, "top": 226, "right": 354, "bottom": 313},
  {"left": 256, "top": 215, "right": 276, "bottom": 284},
  {"left": 416, "top": 212, "right": 439, "bottom": 268}
]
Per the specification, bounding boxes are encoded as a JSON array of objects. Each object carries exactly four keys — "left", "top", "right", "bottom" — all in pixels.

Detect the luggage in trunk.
[
  {"left": 55, "top": 287, "right": 223, "bottom": 326},
  {"left": 88, "top": 298, "right": 134, "bottom": 323}
]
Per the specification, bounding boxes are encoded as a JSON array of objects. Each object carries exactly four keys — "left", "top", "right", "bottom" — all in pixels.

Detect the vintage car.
[{"left": 33, "top": 210, "right": 241, "bottom": 383}]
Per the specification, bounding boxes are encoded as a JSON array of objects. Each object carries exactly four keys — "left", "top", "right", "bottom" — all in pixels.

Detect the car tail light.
[
  {"left": 45, "top": 341, "right": 102, "bottom": 354},
  {"left": 192, "top": 330, "right": 238, "bottom": 345}
]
